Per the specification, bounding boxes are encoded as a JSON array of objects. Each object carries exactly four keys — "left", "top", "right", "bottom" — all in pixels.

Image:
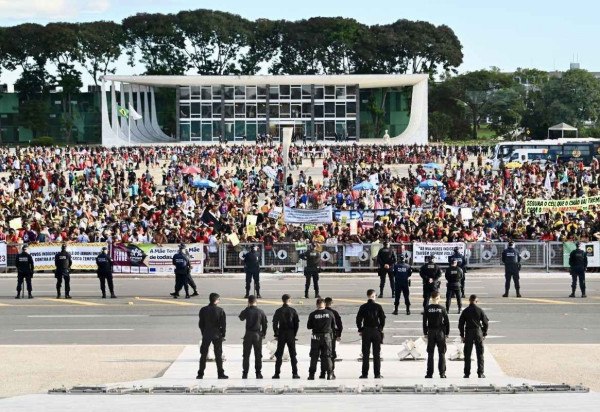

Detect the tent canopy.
[{"left": 548, "top": 123, "right": 578, "bottom": 131}]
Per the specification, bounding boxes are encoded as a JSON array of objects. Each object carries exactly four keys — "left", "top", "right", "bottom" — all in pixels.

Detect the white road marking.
[
  {"left": 27, "top": 315, "right": 148, "bottom": 318},
  {"left": 393, "top": 320, "right": 500, "bottom": 323},
  {"left": 14, "top": 328, "right": 134, "bottom": 332},
  {"left": 392, "top": 335, "right": 505, "bottom": 339}
]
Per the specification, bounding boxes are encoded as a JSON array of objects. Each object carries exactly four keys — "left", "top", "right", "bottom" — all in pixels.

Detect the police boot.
[
  {"left": 378, "top": 288, "right": 383, "bottom": 299},
  {"left": 569, "top": 287, "right": 576, "bottom": 298},
  {"left": 170, "top": 292, "right": 179, "bottom": 299},
  {"left": 191, "top": 290, "right": 199, "bottom": 297},
  {"left": 516, "top": 289, "right": 522, "bottom": 298},
  {"left": 307, "top": 374, "right": 315, "bottom": 380},
  {"left": 111, "top": 294, "right": 117, "bottom": 299},
  {"left": 502, "top": 290, "right": 508, "bottom": 298},
  {"left": 256, "top": 289, "right": 262, "bottom": 299},
  {"left": 582, "top": 291, "right": 587, "bottom": 298},
  {"left": 304, "top": 288, "right": 309, "bottom": 299},
  {"left": 244, "top": 288, "right": 250, "bottom": 299},
  {"left": 406, "top": 306, "right": 411, "bottom": 316},
  {"left": 315, "top": 292, "right": 321, "bottom": 299},
  {"left": 327, "top": 372, "right": 336, "bottom": 380},
  {"left": 28, "top": 293, "right": 33, "bottom": 299},
  {"left": 392, "top": 305, "right": 398, "bottom": 315},
  {"left": 15, "top": 293, "right": 20, "bottom": 299},
  {"left": 185, "top": 293, "right": 191, "bottom": 299},
  {"left": 102, "top": 293, "right": 107, "bottom": 299},
  {"left": 319, "top": 371, "right": 326, "bottom": 379},
  {"left": 242, "top": 372, "right": 248, "bottom": 379}
]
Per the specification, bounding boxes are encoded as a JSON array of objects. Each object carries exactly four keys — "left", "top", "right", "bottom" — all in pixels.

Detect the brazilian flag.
[{"left": 118, "top": 106, "right": 129, "bottom": 119}]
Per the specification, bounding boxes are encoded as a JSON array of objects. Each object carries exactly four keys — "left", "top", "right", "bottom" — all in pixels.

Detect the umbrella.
[
  {"left": 423, "top": 162, "right": 443, "bottom": 169},
  {"left": 192, "top": 179, "right": 218, "bottom": 189},
  {"left": 181, "top": 166, "right": 203, "bottom": 175},
  {"left": 418, "top": 179, "right": 444, "bottom": 188},
  {"left": 504, "top": 162, "right": 522, "bottom": 169},
  {"left": 352, "top": 181, "right": 377, "bottom": 191}
]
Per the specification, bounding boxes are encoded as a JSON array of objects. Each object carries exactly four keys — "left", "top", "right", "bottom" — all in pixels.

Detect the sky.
[{"left": 0, "top": 0, "right": 598, "bottom": 86}]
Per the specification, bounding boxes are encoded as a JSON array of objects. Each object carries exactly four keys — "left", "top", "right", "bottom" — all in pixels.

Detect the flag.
[
  {"left": 128, "top": 103, "right": 143, "bottom": 121},
  {"left": 544, "top": 172, "right": 553, "bottom": 194},
  {"left": 117, "top": 106, "right": 129, "bottom": 119}
]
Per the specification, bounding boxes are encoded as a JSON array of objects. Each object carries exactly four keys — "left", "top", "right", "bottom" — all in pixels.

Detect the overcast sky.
[{"left": 0, "top": 0, "right": 598, "bottom": 86}]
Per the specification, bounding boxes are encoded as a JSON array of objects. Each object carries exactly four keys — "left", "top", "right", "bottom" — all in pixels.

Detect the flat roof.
[{"left": 102, "top": 74, "right": 428, "bottom": 88}]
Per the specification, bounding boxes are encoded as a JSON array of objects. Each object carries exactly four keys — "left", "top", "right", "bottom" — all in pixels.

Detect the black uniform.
[
  {"left": 392, "top": 262, "right": 412, "bottom": 311},
  {"left": 239, "top": 305, "right": 268, "bottom": 377},
  {"left": 356, "top": 299, "right": 386, "bottom": 377},
  {"left": 96, "top": 250, "right": 115, "bottom": 298},
  {"left": 423, "top": 303, "right": 450, "bottom": 377},
  {"left": 459, "top": 303, "right": 489, "bottom": 377},
  {"left": 243, "top": 249, "right": 261, "bottom": 296},
  {"left": 569, "top": 248, "right": 588, "bottom": 296},
  {"left": 172, "top": 251, "right": 191, "bottom": 297},
  {"left": 376, "top": 246, "right": 396, "bottom": 297},
  {"left": 445, "top": 266, "right": 463, "bottom": 312},
  {"left": 54, "top": 250, "right": 73, "bottom": 298},
  {"left": 448, "top": 251, "right": 467, "bottom": 297},
  {"left": 307, "top": 308, "right": 335, "bottom": 377},
  {"left": 15, "top": 251, "right": 35, "bottom": 297},
  {"left": 322, "top": 306, "right": 343, "bottom": 376},
  {"left": 420, "top": 262, "right": 442, "bottom": 308},
  {"left": 272, "top": 304, "right": 300, "bottom": 377},
  {"left": 198, "top": 303, "right": 227, "bottom": 378},
  {"left": 299, "top": 249, "right": 321, "bottom": 298},
  {"left": 501, "top": 246, "right": 521, "bottom": 296}
]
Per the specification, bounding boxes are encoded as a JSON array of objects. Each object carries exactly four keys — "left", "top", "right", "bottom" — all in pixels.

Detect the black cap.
[
  {"left": 61, "top": 244, "right": 67, "bottom": 250},
  {"left": 398, "top": 255, "right": 405, "bottom": 263}
]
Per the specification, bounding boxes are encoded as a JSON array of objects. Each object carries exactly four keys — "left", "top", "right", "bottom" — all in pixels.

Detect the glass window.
[
  {"left": 212, "top": 102, "right": 222, "bottom": 117},
  {"left": 325, "top": 102, "right": 335, "bottom": 115},
  {"left": 201, "top": 122, "right": 212, "bottom": 141},
  {"left": 246, "top": 104, "right": 257, "bottom": 118},
  {"left": 280, "top": 103, "right": 290, "bottom": 118},
  {"left": 257, "top": 103, "right": 267, "bottom": 117},
  {"left": 212, "top": 85, "right": 222, "bottom": 97},
  {"left": 180, "top": 104, "right": 190, "bottom": 119},
  {"left": 279, "top": 85, "right": 290, "bottom": 97},
  {"left": 291, "top": 104, "right": 302, "bottom": 118},
  {"left": 302, "top": 85, "right": 312, "bottom": 98},
  {"left": 191, "top": 103, "right": 201, "bottom": 118},
  {"left": 325, "top": 120, "right": 335, "bottom": 136},
  {"left": 336, "top": 121, "right": 346, "bottom": 137},
  {"left": 257, "top": 86, "right": 267, "bottom": 98},
  {"left": 347, "top": 120, "right": 356, "bottom": 137},
  {"left": 336, "top": 87, "right": 346, "bottom": 99},
  {"left": 201, "top": 86, "right": 212, "bottom": 100},
  {"left": 201, "top": 104, "right": 212, "bottom": 118},
  {"left": 180, "top": 123, "right": 190, "bottom": 140},
  {"left": 269, "top": 104, "right": 279, "bottom": 118},
  {"left": 336, "top": 103, "right": 346, "bottom": 117},
  {"left": 269, "top": 86, "right": 279, "bottom": 100},
  {"left": 180, "top": 87, "right": 190, "bottom": 100},
  {"left": 314, "top": 104, "right": 324, "bottom": 118},
  {"left": 224, "top": 104, "right": 234, "bottom": 118},
  {"left": 315, "top": 86, "right": 324, "bottom": 100},
  {"left": 247, "top": 122, "right": 257, "bottom": 141},
  {"left": 325, "top": 86, "right": 335, "bottom": 97},
  {"left": 191, "top": 86, "right": 201, "bottom": 98},
  {"left": 191, "top": 121, "right": 201, "bottom": 139},
  {"left": 246, "top": 86, "right": 257, "bottom": 100},
  {"left": 213, "top": 121, "right": 222, "bottom": 138},
  {"left": 291, "top": 86, "right": 301, "bottom": 100},
  {"left": 235, "top": 103, "right": 245, "bottom": 117},
  {"left": 258, "top": 121, "right": 267, "bottom": 135},
  {"left": 235, "top": 121, "right": 245, "bottom": 137},
  {"left": 302, "top": 102, "right": 312, "bottom": 117},
  {"left": 224, "top": 86, "right": 234, "bottom": 100},
  {"left": 224, "top": 121, "right": 234, "bottom": 139},
  {"left": 346, "top": 102, "right": 356, "bottom": 115},
  {"left": 235, "top": 86, "right": 245, "bottom": 100},
  {"left": 346, "top": 85, "right": 357, "bottom": 97}
]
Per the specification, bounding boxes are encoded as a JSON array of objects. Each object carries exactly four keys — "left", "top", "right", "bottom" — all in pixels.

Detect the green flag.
[{"left": 118, "top": 106, "right": 129, "bottom": 119}]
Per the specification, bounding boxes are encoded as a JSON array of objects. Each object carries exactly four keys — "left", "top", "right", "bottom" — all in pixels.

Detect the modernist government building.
[{"left": 100, "top": 74, "right": 428, "bottom": 146}]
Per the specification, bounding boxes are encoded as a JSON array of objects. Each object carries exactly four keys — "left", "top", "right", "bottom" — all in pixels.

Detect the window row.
[
  {"left": 180, "top": 102, "right": 357, "bottom": 119},
  {"left": 180, "top": 85, "right": 357, "bottom": 101}
]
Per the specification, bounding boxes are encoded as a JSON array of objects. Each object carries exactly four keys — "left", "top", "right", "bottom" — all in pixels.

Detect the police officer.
[
  {"left": 423, "top": 291, "right": 450, "bottom": 378},
  {"left": 15, "top": 245, "right": 34, "bottom": 299},
  {"left": 449, "top": 246, "right": 467, "bottom": 298},
  {"left": 356, "top": 289, "right": 386, "bottom": 379},
  {"left": 197, "top": 293, "right": 228, "bottom": 379},
  {"left": 239, "top": 295, "right": 268, "bottom": 379},
  {"left": 459, "top": 294, "right": 489, "bottom": 378},
  {"left": 501, "top": 241, "right": 522, "bottom": 297},
  {"left": 96, "top": 246, "right": 116, "bottom": 299},
  {"left": 307, "top": 298, "right": 336, "bottom": 380},
  {"left": 376, "top": 242, "right": 396, "bottom": 298},
  {"left": 322, "top": 297, "right": 343, "bottom": 379},
  {"left": 569, "top": 241, "right": 587, "bottom": 298},
  {"left": 420, "top": 255, "right": 442, "bottom": 308},
  {"left": 392, "top": 255, "right": 412, "bottom": 315},
  {"left": 171, "top": 244, "right": 191, "bottom": 299},
  {"left": 445, "top": 258, "right": 463, "bottom": 314},
  {"left": 182, "top": 245, "right": 199, "bottom": 297},
  {"left": 54, "top": 244, "right": 73, "bottom": 299},
  {"left": 299, "top": 243, "right": 321, "bottom": 299},
  {"left": 243, "top": 246, "right": 261, "bottom": 299},
  {"left": 272, "top": 294, "right": 300, "bottom": 379}
]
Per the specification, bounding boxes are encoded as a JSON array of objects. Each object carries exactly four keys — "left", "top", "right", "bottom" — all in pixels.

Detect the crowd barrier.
[{"left": 1, "top": 241, "right": 597, "bottom": 274}]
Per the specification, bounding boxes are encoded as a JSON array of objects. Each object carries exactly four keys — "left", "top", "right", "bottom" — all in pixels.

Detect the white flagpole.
[{"left": 128, "top": 115, "right": 131, "bottom": 145}]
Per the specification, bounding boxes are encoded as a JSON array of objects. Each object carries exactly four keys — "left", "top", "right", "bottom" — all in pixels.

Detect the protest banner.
[
  {"left": 412, "top": 242, "right": 466, "bottom": 263},
  {"left": 563, "top": 242, "right": 600, "bottom": 268},
  {"left": 284, "top": 206, "right": 333, "bottom": 224},
  {"left": 26, "top": 243, "right": 104, "bottom": 270},
  {"left": 111, "top": 243, "right": 205, "bottom": 274},
  {"left": 334, "top": 209, "right": 391, "bottom": 222},
  {"left": 0, "top": 242, "right": 7, "bottom": 268},
  {"left": 525, "top": 196, "right": 600, "bottom": 214}
]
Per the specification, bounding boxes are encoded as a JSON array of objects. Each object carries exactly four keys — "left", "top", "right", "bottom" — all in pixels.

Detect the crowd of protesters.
[{"left": 0, "top": 143, "right": 598, "bottom": 252}]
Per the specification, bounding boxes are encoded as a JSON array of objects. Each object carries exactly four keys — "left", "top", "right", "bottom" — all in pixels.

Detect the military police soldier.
[
  {"left": 376, "top": 241, "right": 396, "bottom": 298},
  {"left": 459, "top": 294, "right": 489, "bottom": 378},
  {"left": 569, "top": 241, "right": 588, "bottom": 298},
  {"left": 96, "top": 246, "right": 116, "bottom": 299},
  {"left": 54, "top": 244, "right": 73, "bottom": 299},
  {"left": 448, "top": 246, "right": 467, "bottom": 298},
  {"left": 420, "top": 255, "right": 442, "bottom": 308},
  {"left": 243, "top": 245, "right": 261, "bottom": 298},
  {"left": 356, "top": 289, "right": 386, "bottom": 379},
  {"left": 423, "top": 291, "right": 450, "bottom": 378},
  {"left": 445, "top": 258, "right": 463, "bottom": 313},
  {"left": 15, "top": 245, "right": 35, "bottom": 299},
  {"left": 197, "top": 293, "right": 228, "bottom": 379},
  {"left": 299, "top": 243, "right": 321, "bottom": 299},
  {"left": 183, "top": 245, "right": 199, "bottom": 297},
  {"left": 239, "top": 295, "right": 268, "bottom": 379},
  {"left": 307, "top": 298, "right": 336, "bottom": 380},
  {"left": 322, "top": 297, "right": 343, "bottom": 379},
  {"left": 392, "top": 255, "right": 412, "bottom": 315},
  {"left": 272, "top": 294, "right": 300, "bottom": 379},
  {"left": 171, "top": 244, "right": 191, "bottom": 299},
  {"left": 501, "top": 241, "right": 522, "bottom": 297}
]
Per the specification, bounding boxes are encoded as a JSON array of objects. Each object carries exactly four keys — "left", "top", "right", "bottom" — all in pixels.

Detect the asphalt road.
[{"left": 0, "top": 275, "right": 598, "bottom": 345}]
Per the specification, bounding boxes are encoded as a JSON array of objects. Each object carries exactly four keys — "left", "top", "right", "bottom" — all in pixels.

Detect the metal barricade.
[
  {"left": 465, "top": 242, "right": 547, "bottom": 268},
  {"left": 548, "top": 242, "right": 566, "bottom": 268}
]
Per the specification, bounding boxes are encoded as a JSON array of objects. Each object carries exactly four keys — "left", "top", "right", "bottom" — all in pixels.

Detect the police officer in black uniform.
[
  {"left": 569, "top": 241, "right": 588, "bottom": 298},
  {"left": 239, "top": 295, "right": 268, "bottom": 379},
  {"left": 171, "top": 244, "right": 191, "bottom": 299},
  {"left": 420, "top": 255, "right": 442, "bottom": 308},
  {"left": 376, "top": 242, "right": 396, "bottom": 298},
  {"left": 423, "top": 291, "right": 450, "bottom": 378},
  {"left": 501, "top": 241, "right": 522, "bottom": 297},
  {"left": 322, "top": 297, "right": 343, "bottom": 379},
  {"left": 448, "top": 246, "right": 467, "bottom": 298},
  {"left": 243, "top": 246, "right": 261, "bottom": 298},
  {"left": 272, "top": 294, "right": 300, "bottom": 379},
  {"left": 15, "top": 245, "right": 35, "bottom": 299},
  {"left": 299, "top": 243, "right": 321, "bottom": 299},
  {"left": 183, "top": 245, "right": 199, "bottom": 297},
  {"left": 54, "top": 244, "right": 73, "bottom": 299},
  {"left": 459, "top": 294, "right": 489, "bottom": 378},
  {"left": 392, "top": 255, "right": 412, "bottom": 315},
  {"left": 356, "top": 289, "right": 386, "bottom": 379},
  {"left": 445, "top": 258, "right": 463, "bottom": 314},
  {"left": 197, "top": 293, "right": 228, "bottom": 379},
  {"left": 96, "top": 246, "right": 116, "bottom": 299},
  {"left": 307, "top": 298, "right": 336, "bottom": 380}
]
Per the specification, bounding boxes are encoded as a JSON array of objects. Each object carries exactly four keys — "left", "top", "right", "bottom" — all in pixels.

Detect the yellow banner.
[{"left": 525, "top": 196, "right": 600, "bottom": 213}]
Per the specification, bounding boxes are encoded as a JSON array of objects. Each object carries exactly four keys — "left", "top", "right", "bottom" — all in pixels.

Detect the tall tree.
[
  {"left": 78, "top": 21, "right": 124, "bottom": 86},
  {"left": 270, "top": 19, "right": 323, "bottom": 74},
  {"left": 239, "top": 18, "right": 281, "bottom": 75}
]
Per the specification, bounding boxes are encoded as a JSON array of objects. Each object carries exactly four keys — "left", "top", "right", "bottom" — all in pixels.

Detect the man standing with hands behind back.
[
  {"left": 239, "top": 295, "right": 268, "bottom": 379},
  {"left": 459, "top": 294, "right": 489, "bottom": 379},
  {"left": 356, "top": 289, "right": 386, "bottom": 379},
  {"left": 197, "top": 293, "right": 228, "bottom": 380}
]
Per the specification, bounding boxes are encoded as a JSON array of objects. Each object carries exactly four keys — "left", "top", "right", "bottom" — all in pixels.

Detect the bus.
[{"left": 488, "top": 138, "right": 600, "bottom": 168}]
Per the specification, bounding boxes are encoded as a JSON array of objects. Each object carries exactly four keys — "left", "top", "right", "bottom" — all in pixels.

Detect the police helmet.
[
  {"left": 101, "top": 246, "right": 107, "bottom": 252},
  {"left": 61, "top": 244, "right": 67, "bottom": 251},
  {"left": 179, "top": 243, "right": 186, "bottom": 250},
  {"left": 508, "top": 241, "right": 514, "bottom": 248},
  {"left": 398, "top": 255, "right": 405, "bottom": 263}
]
